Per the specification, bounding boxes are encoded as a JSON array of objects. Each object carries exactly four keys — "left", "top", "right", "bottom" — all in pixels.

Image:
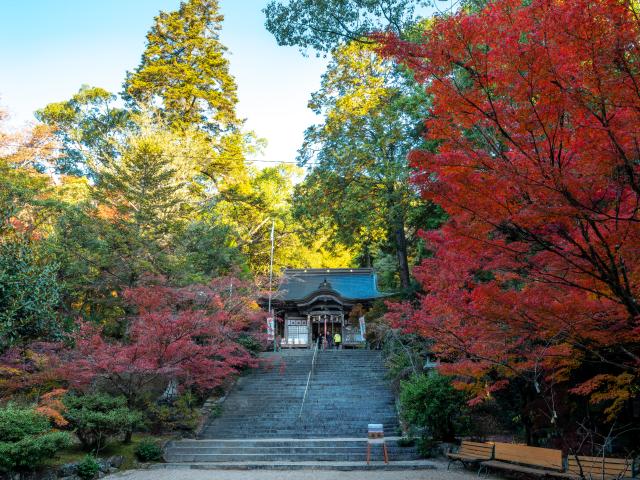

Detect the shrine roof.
[{"left": 275, "top": 268, "right": 387, "bottom": 302}]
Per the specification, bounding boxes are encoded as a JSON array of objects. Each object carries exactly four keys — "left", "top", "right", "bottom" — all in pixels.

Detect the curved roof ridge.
[{"left": 276, "top": 267, "right": 387, "bottom": 302}]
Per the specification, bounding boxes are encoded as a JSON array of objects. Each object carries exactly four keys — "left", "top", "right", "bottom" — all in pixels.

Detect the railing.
[{"left": 298, "top": 337, "right": 319, "bottom": 419}]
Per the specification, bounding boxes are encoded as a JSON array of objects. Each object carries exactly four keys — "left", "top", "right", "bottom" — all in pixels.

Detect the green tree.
[
  {"left": 124, "top": 0, "right": 248, "bottom": 186},
  {"left": 49, "top": 118, "right": 210, "bottom": 322},
  {"left": 264, "top": 0, "right": 431, "bottom": 53},
  {"left": 36, "top": 85, "right": 129, "bottom": 177},
  {"left": 125, "top": 0, "right": 238, "bottom": 134},
  {"left": 295, "top": 42, "right": 444, "bottom": 288},
  {"left": 400, "top": 373, "right": 469, "bottom": 442},
  {"left": 0, "top": 242, "right": 61, "bottom": 352},
  {"left": 125, "top": 0, "right": 263, "bottom": 220},
  {"left": 0, "top": 110, "right": 68, "bottom": 350},
  {"left": 214, "top": 164, "right": 355, "bottom": 275}
]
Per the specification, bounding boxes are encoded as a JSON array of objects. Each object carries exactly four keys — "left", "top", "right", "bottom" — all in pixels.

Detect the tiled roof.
[{"left": 276, "top": 268, "right": 386, "bottom": 301}]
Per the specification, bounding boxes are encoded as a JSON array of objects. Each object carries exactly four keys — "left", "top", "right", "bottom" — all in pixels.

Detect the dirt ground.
[{"left": 107, "top": 459, "right": 503, "bottom": 480}]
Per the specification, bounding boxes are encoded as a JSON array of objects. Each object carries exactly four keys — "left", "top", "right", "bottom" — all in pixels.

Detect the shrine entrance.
[
  {"left": 263, "top": 268, "right": 387, "bottom": 349},
  {"left": 310, "top": 312, "right": 344, "bottom": 346}
]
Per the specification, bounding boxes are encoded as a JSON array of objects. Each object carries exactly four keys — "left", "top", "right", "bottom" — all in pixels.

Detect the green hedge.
[{"left": 0, "top": 405, "right": 71, "bottom": 472}]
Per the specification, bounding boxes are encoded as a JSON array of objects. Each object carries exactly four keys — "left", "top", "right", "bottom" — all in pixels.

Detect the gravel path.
[{"left": 106, "top": 460, "right": 502, "bottom": 480}]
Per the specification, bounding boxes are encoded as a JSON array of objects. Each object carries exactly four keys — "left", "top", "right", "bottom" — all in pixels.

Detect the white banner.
[
  {"left": 266, "top": 317, "right": 274, "bottom": 340},
  {"left": 359, "top": 316, "right": 366, "bottom": 337}
]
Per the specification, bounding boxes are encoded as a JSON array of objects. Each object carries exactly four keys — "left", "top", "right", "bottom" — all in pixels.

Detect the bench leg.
[
  {"left": 478, "top": 464, "right": 487, "bottom": 477},
  {"left": 383, "top": 444, "right": 389, "bottom": 464}
]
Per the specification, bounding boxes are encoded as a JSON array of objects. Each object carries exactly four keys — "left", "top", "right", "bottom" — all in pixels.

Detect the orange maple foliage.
[{"left": 35, "top": 388, "right": 68, "bottom": 427}]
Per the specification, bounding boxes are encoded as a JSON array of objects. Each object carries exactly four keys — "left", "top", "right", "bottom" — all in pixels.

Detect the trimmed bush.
[
  {"left": 135, "top": 438, "right": 163, "bottom": 461},
  {"left": 399, "top": 372, "right": 469, "bottom": 442},
  {"left": 63, "top": 393, "right": 143, "bottom": 451},
  {"left": 396, "top": 437, "right": 416, "bottom": 447},
  {"left": 145, "top": 392, "right": 199, "bottom": 433},
  {"left": 76, "top": 455, "right": 100, "bottom": 480},
  {"left": 0, "top": 405, "right": 71, "bottom": 472}
]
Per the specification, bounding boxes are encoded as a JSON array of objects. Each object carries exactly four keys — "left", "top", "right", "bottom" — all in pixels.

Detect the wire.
[{"left": 0, "top": 143, "right": 320, "bottom": 166}]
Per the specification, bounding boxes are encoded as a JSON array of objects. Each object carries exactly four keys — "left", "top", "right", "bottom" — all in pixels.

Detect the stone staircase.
[{"left": 164, "top": 349, "right": 427, "bottom": 467}]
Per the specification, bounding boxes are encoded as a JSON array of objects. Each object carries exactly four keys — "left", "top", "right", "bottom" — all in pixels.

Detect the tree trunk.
[{"left": 394, "top": 212, "right": 411, "bottom": 290}]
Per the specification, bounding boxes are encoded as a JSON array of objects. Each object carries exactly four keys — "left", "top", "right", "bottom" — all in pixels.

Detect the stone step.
[
  {"left": 172, "top": 438, "right": 405, "bottom": 447},
  {"left": 165, "top": 439, "right": 420, "bottom": 462},
  {"left": 153, "top": 461, "right": 436, "bottom": 471},
  {"left": 165, "top": 453, "right": 421, "bottom": 462},
  {"left": 166, "top": 350, "right": 406, "bottom": 462}
]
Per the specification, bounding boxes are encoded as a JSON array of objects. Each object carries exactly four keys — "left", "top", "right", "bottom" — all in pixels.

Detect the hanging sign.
[
  {"left": 359, "top": 316, "right": 366, "bottom": 338},
  {"left": 266, "top": 317, "right": 274, "bottom": 340}
]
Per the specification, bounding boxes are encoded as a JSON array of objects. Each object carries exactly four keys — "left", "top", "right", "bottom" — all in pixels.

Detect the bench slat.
[
  {"left": 456, "top": 441, "right": 494, "bottom": 459},
  {"left": 567, "top": 455, "right": 633, "bottom": 478},
  {"left": 463, "top": 441, "right": 494, "bottom": 448},
  {"left": 569, "top": 456, "right": 631, "bottom": 465},
  {"left": 483, "top": 460, "right": 572, "bottom": 478},
  {"left": 568, "top": 464, "right": 631, "bottom": 473},
  {"left": 461, "top": 447, "right": 493, "bottom": 454},
  {"left": 448, "top": 453, "right": 489, "bottom": 461},
  {"left": 462, "top": 444, "right": 493, "bottom": 450},
  {"left": 493, "top": 442, "right": 564, "bottom": 471}
]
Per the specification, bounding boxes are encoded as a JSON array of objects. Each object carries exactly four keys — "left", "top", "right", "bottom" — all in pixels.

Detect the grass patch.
[{"left": 45, "top": 433, "right": 173, "bottom": 471}]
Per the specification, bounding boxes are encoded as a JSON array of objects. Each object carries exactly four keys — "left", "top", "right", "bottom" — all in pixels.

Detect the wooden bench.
[
  {"left": 480, "top": 442, "right": 572, "bottom": 478},
  {"left": 447, "top": 441, "right": 495, "bottom": 469},
  {"left": 567, "top": 455, "right": 635, "bottom": 479}
]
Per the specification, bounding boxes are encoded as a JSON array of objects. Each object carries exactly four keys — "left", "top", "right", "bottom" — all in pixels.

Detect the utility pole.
[{"left": 267, "top": 220, "right": 276, "bottom": 352}]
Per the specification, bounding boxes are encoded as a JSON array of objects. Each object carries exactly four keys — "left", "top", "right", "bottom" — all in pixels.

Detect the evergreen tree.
[
  {"left": 124, "top": 0, "right": 239, "bottom": 136},
  {"left": 124, "top": 0, "right": 250, "bottom": 187}
]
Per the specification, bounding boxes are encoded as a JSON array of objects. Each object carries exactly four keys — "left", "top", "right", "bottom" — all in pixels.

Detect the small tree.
[
  {"left": 63, "top": 393, "right": 143, "bottom": 451},
  {"left": 400, "top": 373, "right": 469, "bottom": 442},
  {"left": 0, "top": 405, "right": 71, "bottom": 473},
  {"left": 0, "top": 241, "right": 61, "bottom": 353},
  {"left": 63, "top": 278, "right": 259, "bottom": 410}
]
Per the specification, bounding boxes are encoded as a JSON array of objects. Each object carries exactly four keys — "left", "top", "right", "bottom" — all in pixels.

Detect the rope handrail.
[{"left": 298, "top": 337, "right": 319, "bottom": 419}]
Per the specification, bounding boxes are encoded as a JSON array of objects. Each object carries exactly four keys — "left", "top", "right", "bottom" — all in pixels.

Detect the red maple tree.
[
  {"left": 64, "top": 277, "right": 261, "bottom": 406},
  {"left": 378, "top": 0, "right": 640, "bottom": 419}
]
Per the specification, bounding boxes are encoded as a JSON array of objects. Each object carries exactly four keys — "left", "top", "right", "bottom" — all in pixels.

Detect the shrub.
[
  {"left": 416, "top": 436, "right": 439, "bottom": 458},
  {"left": 63, "top": 393, "right": 143, "bottom": 451},
  {"left": 396, "top": 437, "right": 416, "bottom": 447},
  {"left": 76, "top": 455, "right": 100, "bottom": 480},
  {"left": 145, "top": 392, "right": 199, "bottom": 433},
  {"left": 0, "top": 405, "right": 71, "bottom": 472},
  {"left": 399, "top": 372, "right": 469, "bottom": 442},
  {"left": 236, "top": 334, "right": 263, "bottom": 356},
  {"left": 135, "top": 438, "right": 163, "bottom": 462}
]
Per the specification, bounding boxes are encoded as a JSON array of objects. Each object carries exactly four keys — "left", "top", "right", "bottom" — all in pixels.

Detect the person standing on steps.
[
  {"left": 326, "top": 331, "right": 333, "bottom": 349},
  {"left": 333, "top": 331, "right": 342, "bottom": 350}
]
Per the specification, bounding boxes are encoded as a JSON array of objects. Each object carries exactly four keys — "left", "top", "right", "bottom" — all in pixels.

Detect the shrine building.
[{"left": 266, "top": 268, "right": 389, "bottom": 348}]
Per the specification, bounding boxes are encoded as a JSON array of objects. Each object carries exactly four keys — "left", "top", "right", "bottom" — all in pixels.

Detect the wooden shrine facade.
[{"left": 264, "top": 268, "right": 388, "bottom": 349}]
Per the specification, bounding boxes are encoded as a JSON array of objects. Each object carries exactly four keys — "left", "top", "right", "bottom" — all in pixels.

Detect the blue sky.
[{"left": 0, "top": 0, "right": 328, "bottom": 164}]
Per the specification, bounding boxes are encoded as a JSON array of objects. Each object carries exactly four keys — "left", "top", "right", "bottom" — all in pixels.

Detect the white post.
[{"left": 268, "top": 220, "right": 276, "bottom": 352}]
